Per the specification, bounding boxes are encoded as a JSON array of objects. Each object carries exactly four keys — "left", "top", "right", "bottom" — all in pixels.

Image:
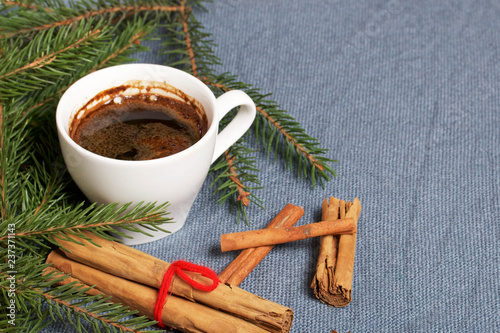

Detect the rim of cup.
[{"left": 56, "top": 64, "right": 218, "bottom": 165}]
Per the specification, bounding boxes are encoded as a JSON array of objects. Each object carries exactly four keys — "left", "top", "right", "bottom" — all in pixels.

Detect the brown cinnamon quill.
[
  {"left": 310, "top": 197, "right": 361, "bottom": 307},
  {"left": 219, "top": 204, "right": 304, "bottom": 286},
  {"left": 220, "top": 218, "right": 356, "bottom": 252},
  {"left": 334, "top": 198, "right": 361, "bottom": 306},
  {"left": 310, "top": 197, "right": 340, "bottom": 305}
]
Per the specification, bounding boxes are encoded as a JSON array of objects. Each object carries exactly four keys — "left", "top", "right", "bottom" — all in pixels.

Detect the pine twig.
[
  {"left": 0, "top": 258, "right": 160, "bottom": 332},
  {"left": 0, "top": 28, "right": 102, "bottom": 81},
  {"left": 21, "top": 21, "right": 153, "bottom": 117},
  {"left": 202, "top": 75, "right": 337, "bottom": 187},
  {"left": 210, "top": 142, "right": 263, "bottom": 223},
  {"left": 0, "top": 202, "right": 172, "bottom": 247},
  {"left": 1, "top": 1, "right": 50, "bottom": 11},
  {"left": 0, "top": 104, "right": 5, "bottom": 219},
  {"left": 179, "top": 0, "right": 197, "bottom": 76},
  {"left": 0, "top": 1, "right": 182, "bottom": 39},
  {"left": 0, "top": 21, "right": 109, "bottom": 100},
  {"left": 225, "top": 153, "right": 251, "bottom": 207},
  {"left": 174, "top": 2, "right": 260, "bottom": 219}
]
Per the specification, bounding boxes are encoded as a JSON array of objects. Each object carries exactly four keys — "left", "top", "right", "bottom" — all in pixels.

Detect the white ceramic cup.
[{"left": 56, "top": 64, "right": 256, "bottom": 245}]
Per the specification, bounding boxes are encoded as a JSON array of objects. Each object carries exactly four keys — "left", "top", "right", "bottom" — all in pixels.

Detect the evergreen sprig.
[
  {"left": 206, "top": 73, "right": 338, "bottom": 188},
  {"left": 0, "top": 249, "right": 162, "bottom": 332},
  {"left": 0, "top": 0, "right": 336, "bottom": 331},
  {"left": 1, "top": 1, "right": 180, "bottom": 331},
  {"left": 160, "top": 9, "right": 336, "bottom": 221},
  {"left": 209, "top": 139, "right": 263, "bottom": 223}
]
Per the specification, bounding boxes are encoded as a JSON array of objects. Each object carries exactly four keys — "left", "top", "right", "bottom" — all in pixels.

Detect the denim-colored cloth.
[{"left": 43, "top": 1, "right": 499, "bottom": 332}]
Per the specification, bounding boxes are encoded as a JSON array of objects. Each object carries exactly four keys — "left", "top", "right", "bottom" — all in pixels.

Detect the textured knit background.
[{"left": 44, "top": 0, "right": 499, "bottom": 332}]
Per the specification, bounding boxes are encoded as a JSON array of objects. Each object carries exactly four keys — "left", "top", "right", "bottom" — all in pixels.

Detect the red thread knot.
[{"left": 153, "top": 260, "right": 219, "bottom": 328}]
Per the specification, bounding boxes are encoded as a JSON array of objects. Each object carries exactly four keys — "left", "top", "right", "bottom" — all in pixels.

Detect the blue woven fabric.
[{"left": 42, "top": 1, "right": 499, "bottom": 332}]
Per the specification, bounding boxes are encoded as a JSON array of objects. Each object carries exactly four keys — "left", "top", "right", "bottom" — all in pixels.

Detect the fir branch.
[
  {"left": 0, "top": 20, "right": 110, "bottom": 100},
  {"left": 42, "top": 291, "right": 152, "bottom": 333},
  {"left": 0, "top": 253, "right": 160, "bottom": 332},
  {"left": 258, "top": 104, "right": 328, "bottom": 172},
  {"left": 0, "top": 28, "right": 101, "bottom": 81},
  {"left": 209, "top": 142, "right": 263, "bottom": 223},
  {"left": 1, "top": 1, "right": 48, "bottom": 11},
  {"left": 203, "top": 75, "right": 337, "bottom": 187},
  {"left": 169, "top": 6, "right": 260, "bottom": 220},
  {"left": 225, "top": 152, "right": 251, "bottom": 207},
  {"left": 161, "top": 2, "right": 219, "bottom": 76},
  {"left": 20, "top": 19, "right": 153, "bottom": 117},
  {"left": 0, "top": 0, "right": 182, "bottom": 39},
  {"left": 0, "top": 202, "right": 172, "bottom": 245},
  {"left": 179, "top": 1, "right": 197, "bottom": 76},
  {"left": 0, "top": 104, "right": 33, "bottom": 220},
  {"left": 0, "top": 104, "right": 5, "bottom": 219}
]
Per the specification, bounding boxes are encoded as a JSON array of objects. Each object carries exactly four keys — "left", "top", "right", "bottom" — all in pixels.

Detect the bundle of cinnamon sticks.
[
  {"left": 45, "top": 231, "right": 293, "bottom": 333},
  {"left": 310, "top": 197, "right": 361, "bottom": 307},
  {"left": 219, "top": 198, "right": 361, "bottom": 308}
]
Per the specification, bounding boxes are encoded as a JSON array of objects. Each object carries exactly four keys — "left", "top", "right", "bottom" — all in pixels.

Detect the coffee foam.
[
  {"left": 73, "top": 80, "right": 204, "bottom": 119},
  {"left": 69, "top": 80, "right": 208, "bottom": 160}
]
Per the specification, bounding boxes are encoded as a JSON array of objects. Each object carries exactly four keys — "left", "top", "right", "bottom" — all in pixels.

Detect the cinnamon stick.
[
  {"left": 220, "top": 218, "right": 355, "bottom": 252},
  {"left": 310, "top": 197, "right": 361, "bottom": 307},
  {"left": 52, "top": 231, "right": 293, "bottom": 333},
  {"left": 46, "top": 250, "right": 269, "bottom": 333},
  {"left": 219, "top": 204, "right": 304, "bottom": 286},
  {"left": 310, "top": 197, "right": 340, "bottom": 305},
  {"left": 42, "top": 266, "right": 102, "bottom": 296},
  {"left": 333, "top": 198, "right": 361, "bottom": 306}
]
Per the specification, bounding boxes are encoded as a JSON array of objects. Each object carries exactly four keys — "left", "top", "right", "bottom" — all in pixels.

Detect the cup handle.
[{"left": 211, "top": 90, "right": 256, "bottom": 163}]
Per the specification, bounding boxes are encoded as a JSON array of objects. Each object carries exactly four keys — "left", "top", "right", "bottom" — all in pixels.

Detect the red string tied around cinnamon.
[{"left": 153, "top": 260, "right": 220, "bottom": 328}]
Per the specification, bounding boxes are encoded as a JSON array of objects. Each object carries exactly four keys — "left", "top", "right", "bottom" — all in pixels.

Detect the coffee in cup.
[{"left": 69, "top": 80, "right": 208, "bottom": 161}]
